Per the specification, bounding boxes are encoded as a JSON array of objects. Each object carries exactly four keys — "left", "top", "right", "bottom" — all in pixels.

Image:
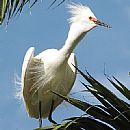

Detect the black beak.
[{"left": 94, "top": 20, "right": 111, "bottom": 28}]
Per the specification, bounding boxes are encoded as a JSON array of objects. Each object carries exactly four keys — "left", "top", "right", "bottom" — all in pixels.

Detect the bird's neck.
[{"left": 59, "top": 23, "right": 86, "bottom": 61}]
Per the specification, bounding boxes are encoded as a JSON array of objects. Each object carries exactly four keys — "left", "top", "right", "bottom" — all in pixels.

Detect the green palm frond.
[
  {"left": 0, "top": 0, "right": 8, "bottom": 24},
  {"left": 108, "top": 76, "right": 130, "bottom": 100},
  {"left": 39, "top": 67, "right": 130, "bottom": 130},
  {"left": 0, "top": 0, "right": 65, "bottom": 24},
  {"left": 0, "top": 0, "right": 31, "bottom": 24}
]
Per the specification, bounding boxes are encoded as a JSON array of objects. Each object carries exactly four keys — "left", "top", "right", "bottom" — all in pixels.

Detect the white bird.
[{"left": 21, "top": 3, "right": 110, "bottom": 127}]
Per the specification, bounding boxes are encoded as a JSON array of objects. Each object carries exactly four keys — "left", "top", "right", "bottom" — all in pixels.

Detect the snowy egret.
[{"left": 21, "top": 3, "right": 110, "bottom": 127}]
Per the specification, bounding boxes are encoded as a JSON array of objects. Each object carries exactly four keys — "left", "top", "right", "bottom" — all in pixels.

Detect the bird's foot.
[{"left": 48, "top": 100, "right": 57, "bottom": 125}]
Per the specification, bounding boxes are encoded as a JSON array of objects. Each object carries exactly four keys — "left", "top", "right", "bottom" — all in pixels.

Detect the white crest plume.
[{"left": 67, "top": 3, "right": 96, "bottom": 24}]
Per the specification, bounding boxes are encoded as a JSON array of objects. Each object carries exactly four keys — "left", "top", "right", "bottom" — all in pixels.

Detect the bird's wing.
[
  {"left": 66, "top": 53, "right": 77, "bottom": 92},
  {"left": 22, "top": 47, "right": 45, "bottom": 105},
  {"left": 21, "top": 47, "right": 35, "bottom": 86},
  {"left": 68, "top": 53, "right": 77, "bottom": 74}
]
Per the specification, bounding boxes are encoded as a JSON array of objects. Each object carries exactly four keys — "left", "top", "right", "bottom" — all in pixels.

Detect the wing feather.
[
  {"left": 22, "top": 47, "right": 45, "bottom": 117},
  {"left": 22, "top": 47, "right": 35, "bottom": 86},
  {"left": 66, "top": 53, "right": 77, "bottom": 93}
]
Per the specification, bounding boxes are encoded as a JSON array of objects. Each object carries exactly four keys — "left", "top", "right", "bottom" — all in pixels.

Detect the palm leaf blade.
[
  {"left": 65, "top": 117, "right": 113, "bottom": 130},
  {"left": 51, "top": 91, "right": 123, "bottom": 129},
  {"left": 0, "top": 0, "right": 65, "bottom": 24},
  {"left": 76, "top": 67, "right": 130, "bottom": 114},
  {"left": 109, "top": 77, "right": 130, "bottom": 100},
  {"left": 0, "top": 0, "right": 8, "bottom": 24}
]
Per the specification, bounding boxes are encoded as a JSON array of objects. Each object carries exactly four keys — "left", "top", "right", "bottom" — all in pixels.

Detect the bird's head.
[{"left": 68, "top": 3, "right": 111, "bottom": 33}]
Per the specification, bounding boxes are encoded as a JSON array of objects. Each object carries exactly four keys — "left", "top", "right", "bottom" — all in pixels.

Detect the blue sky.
[{"left": 0, "top": 0, "right": 130, "bottom": 129}]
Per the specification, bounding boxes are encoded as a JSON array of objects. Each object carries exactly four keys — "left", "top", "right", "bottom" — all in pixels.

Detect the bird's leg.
[
  {"left": 48, "top": 100, "right": 57, "bottom": 124},
  {"left": 39, "top": 101, "right": 42, "bottom": 128}
]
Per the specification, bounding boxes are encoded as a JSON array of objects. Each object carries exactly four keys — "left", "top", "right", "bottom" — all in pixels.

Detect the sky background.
[{"left": 0, "top": 0, "right": 130, "bottom": 129}]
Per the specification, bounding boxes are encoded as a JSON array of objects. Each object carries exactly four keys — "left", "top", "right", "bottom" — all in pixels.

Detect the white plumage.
[
  {"left": 22, "top": 47, "right": 76, "bottom": 118},
  {"left": 21, "top": 3, "right": 110, "bottom": 125},
  {"left": 68, "top": 3, "right": 96, "bottom": 24}
]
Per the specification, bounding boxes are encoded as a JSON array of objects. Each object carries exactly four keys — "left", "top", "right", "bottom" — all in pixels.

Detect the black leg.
[
  {"left": 39, "top": 101, "right": 42, "bottom": 128},
  {"left": 48, "top": 100, "right": 57, "bottom": 124}
]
